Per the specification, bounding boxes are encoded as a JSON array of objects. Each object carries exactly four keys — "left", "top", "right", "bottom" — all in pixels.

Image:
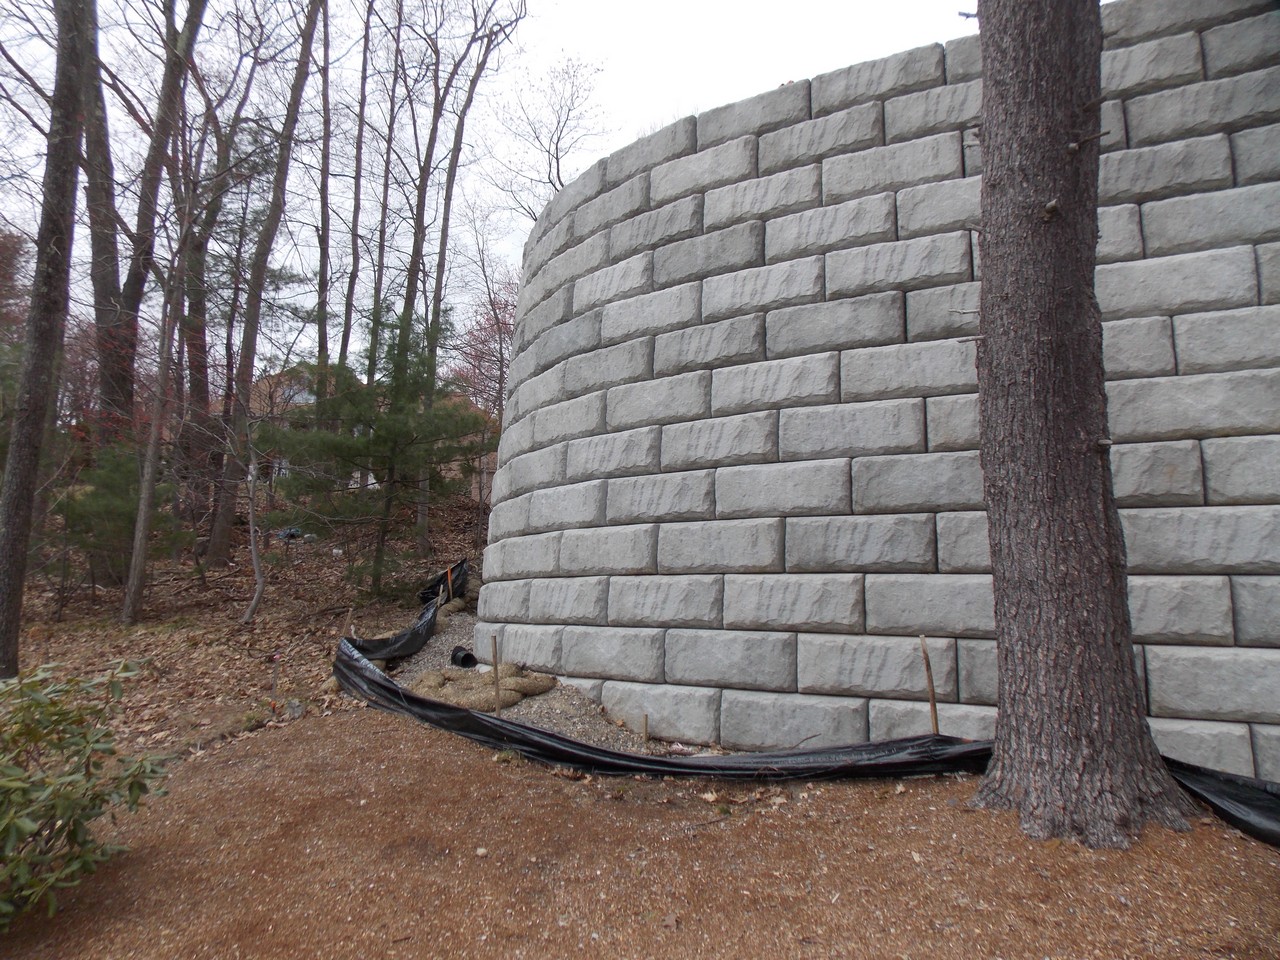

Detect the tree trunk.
[
  {"left": 971, "top": 0, "right": 1195, "bottom": 847},
  {"left": 313, "top": 0, "right": 332, "bottom": 410},
  {"left": 337, "top": 0, "right": 375, "bottom": 378}
]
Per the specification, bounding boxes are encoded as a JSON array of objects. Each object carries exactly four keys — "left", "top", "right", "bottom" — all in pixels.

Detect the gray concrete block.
[
  {"left": 657, "top": 519, "right": 784, "bottom": 574},
  {"left": 496, "top": 413, "right": 536, "bottom": 466},
  {"left": 654, "top": 313, "right": 765, "bottom": 377},
  {"left": 936, "top": 512, "right": 990, "bottom": 574},
  {"left": 558, "top": 676, "right": 604, "bottom": 701},
  {"left": 483, "top": 531, "right": 561, "bottom": 581},
  {"left": 558, "top": 524, "right": 657, "bottom": 576},
  {"left": 1101, "top": 98, "right": 1129, "bottom": 153},
  {"left": 853, "top": 450, "right": 984, "bottom": 513},
  {"left": 711, "top": 352, "right": 839, "bottom": 416},
  {"left": 885, "top": 79, "right": 982, "bottom": 144},
  {"left": 1101, "top": 32, "right": 1203, "bottom": 97},
  {"left": 723, "top": 573, "right": 864, "bottom": 633},
  {"left": 779, "top": 398, "right": 924, "bottom": 461},
  {"left": 515, "top": 285, "right": 573, "bottom": 353},
  {"left": 1101, "top": 0, "right": 1272, "bottom": 47},
  {"left": 1125, "top": 66, "right": 1280, "bottom": 147},
  {"left": 716, "top": 459, "right": 851, "bottom": 519},
  {"left": 721, "top": 690, "right": 868, "bottom": 751},
  {"left": 811, "top": 44, "right": 945, "bottom": 115},
  {"left": 1256, "top": 724, "right": 1280, "bottom": 781},
  {"left": 1202, "top": 10, "right": 1280, "bottom": 78},
  {"left": 759, "top": 102, "right": 883, "bottom": 175},
  {"left": 827, "top": 232, "right": 972, "bottom": 299},
  {"left": 841, "top": 338, "right": 978, "bottom": 403},
  {"left": 599, "top": 281, "right": 700, "bottom": 345},
  {"left": 1108, "top": 368, "right": 1280, "bottom": 441},
  {"left": 562, "top": 337, "right": 653, "bottom": 399},
  {"left": 868, "top": 700, "right": 996, "bottom": 742},
  {"left": 1103, "top": 315, "right": 1176, "bottom": 380},
  {"left": 565, "top": 426, "right": 662, "bottom": 482},
  {"left": 944, "top": 33, "right": 981, "bottom": 83},
  {"left": 704, "top": 165, "right": 821, "bottom": 230},
  {"left": 522, "top": 215, "right": 577, "bottom": 284},
  {"left": 505, "top": 347, "right": 538, "bottom": 399},
  {"left": 1095, "top": 246, "right": 1258, "bottom": 320},
  {"left": 905, "top": 282, "right": 980, "bottom": 342},
  {"left": 527, "top": 576, "right": 609, "bottom": 626},
  {"left": 528, "top": 479, "right": 607, "bottom": 532},
  {"left": 531, "top": 311, "right": 600, "bottom": 376},
  {"left": 606, "top": 371, "right": 711, "bottom": 431},
  {"left": 1143, "top": 182, "right": 1280, "bottom": 257},
  {"left": 608, "top": 574, "right": 723, "bottom": 628},
  {"left": 600, "top": 681, "right": 721, "bottom": 745},
  {"left": 574, "top": 175, "right": 649, "bottom": 241},
  {"left": 1099, "top": 135, "right": 1232, "bottom": 204},
  {"left": 606, "top": 116, "right": 697, "bottom": 187},
  {"left": 653, "top": 221, "right": 763, "bottom": 289},
  {"left": 483, "top": 623, "right": 562, "bottom": 674},
  {"left": 1147, "top": 718, "right": 1257, "bottom": 777},
  {"left": 823, "top": 132, "right": 963, "bottom": 204},
  {"left": 766, "top": 293, "right": 904, "bottom": 360},
  {"left": 665, "top": 629, "right": 797, "bottom": 691},
  {"left": 897, "top": 176, "right": 981, "bottom": 240},
  {"left": 1232, "top": 576, "right": 1280, "bottom": 646},
  {"left": 926, "top": 393, "right": 979, "bottom": 452},
  {"left": 865, "top": 573, "right": 995, "bottom": 637},
  {"left": 1174, "top": 304, "right": 1280, "bottom": 375},
  {"left": 1097, "top": 204, "right": 1144, "bottom": 265},
  {"left": 957, "top": 638, "right": 997, "bottom": 705},
  {"left": 697, "top": 81, "right": 811, "bottom": 149},
  {"left": 1263, "top": 242, "right": 1280, "bottom": 306},
  {"left": 486, "top": 492, "right": 532, "bottom": 543},
  {"left": 1231, "top": 122, "right": 1280, "bottom": 185},
  {"left": 503, "top": 442, "right": 567, "bottom": 499},
  {"left": 606, "top": 470, "right": 716, "bottom": 524},
  {"left": 799, "top": 634, "right": 956, "bottom": 700},
  {"left": 573, "top": 253, "right": 653, "bottom": 314},
  {"left": 1147, "top": 645, "right": 1280, "bottom": 722},
  {"left": 1122, "top": 505, "right": 1280, "bottom": 573},
  {"left": 650, "top": 135, "right": 757, "bottom": 206},
  {"left": 508, "top": 364, "right": 565, "bottom": 426},
  {"left": 532, "top": 391, "right": 606, "bottom": 448},
  {"left": 477, "top": 579, "right": 532, "bottom": 622},
  {"left": 608, "top": 195, "right": 704, "bottom": 262},
  {"left": 1128, "top": 575, "right": 1234, "bottom": 644},
  {"left": 661, "top": 411, "right": 779, "bottom": 471},
  {"left": 766, "top": 192, "right": 896, "bottom": 263},
  {"left": 561, "top": 625, "right": 665, "bottom": 682},
  {"left": 785, "top": 514, "right": 938, "bottom": 573},
  {"left": 1109, "top": 440, "right": 1204, "bottom": 507},
  {"left": 703, "top": 256, "right": 825, "bottom": 321},
  {"left": 1202, "top": 436, "right": 1280, "bottom": 505},
  {"left": 521, "top": 232, "right": 609, "bottom": 312}
]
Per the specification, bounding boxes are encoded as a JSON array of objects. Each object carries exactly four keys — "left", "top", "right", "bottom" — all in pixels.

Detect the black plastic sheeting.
[{"left": 346, "top": 559, "right": 468, "bottom": 663}]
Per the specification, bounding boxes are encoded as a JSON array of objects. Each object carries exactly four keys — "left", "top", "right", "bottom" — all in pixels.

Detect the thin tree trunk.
[
  {"left": 240, "top": 450, "right": 266, "bottom": 623},
  {"left": 313, "top": 0, "right": 332, "bottom": 410},
  {"left": 337, "top": 0, "right": 375, "bottom": 378}
]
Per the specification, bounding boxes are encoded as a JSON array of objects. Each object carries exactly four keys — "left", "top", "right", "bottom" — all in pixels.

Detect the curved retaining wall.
[{"left": 478, "top": 0, "right": 1280, "bottom": 776}]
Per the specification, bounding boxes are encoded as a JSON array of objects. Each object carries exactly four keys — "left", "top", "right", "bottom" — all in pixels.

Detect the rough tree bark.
[{"left": 971, "top": 0, "right": 1195, "bottom": 847}]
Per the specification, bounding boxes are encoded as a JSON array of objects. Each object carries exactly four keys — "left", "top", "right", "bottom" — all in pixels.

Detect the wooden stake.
[
  {"left": 491, "top": 633, "right": 501, "bottom": 715},
  {"left": 642, "top": 713, "right": 649, "bottom": 744},
  {"left": 920, "top": 636, "right": 939, "bottom": 736}
]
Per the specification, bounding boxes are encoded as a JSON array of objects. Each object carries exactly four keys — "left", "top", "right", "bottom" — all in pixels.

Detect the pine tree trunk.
[{"left": 971, "top": 0, "right": 1195, "bottom": 847}]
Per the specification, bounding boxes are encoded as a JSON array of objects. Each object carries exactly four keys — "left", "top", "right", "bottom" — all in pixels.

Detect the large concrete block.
[
  {"left": 704, "top": 165, "right": 820, "bottom": 231},
  {"left": 1095, "top": 246, "right": 1257, "bottom": 320},
  {"left": 528, "top": 479, "right": 607, "bottom": 532},
  {"left": 1128, "top": 575, "right": 1234, "bottom": 644},
  {"left": 608, "top": 195, "right": 703, "bottom": 262},
  {"left": 798, "top": 634, "right": 956, "bottom": 700},
  {"left": 1096, "top": 204, "right": 1145, "bottom": 265},
  {"left": 653, "top": 221, "right": 763, "bottom": 289},
  {"left": 905, "top": 282, "right": 979, "bottom": 342},
  {"left": 522, "top": 215, "right": 577, "bottom": 284},
  {"left": 607, "top": 575, "right": 723, "bottom": 628},
  {"left": 936, "top": 512, "right": 990, "bottom": 573},
  {"left": 926, "top": 393, "right": 979, "bottom": 452},
  {"left": 778, "top": 398, "right": 923, "bottom": 460},
  {"left": 562, "top": 337, "right": 653, "bottom": 398},
  {"left": 766, "top": 293, "right": 903, "bottom": 359},
  {"left": 600, "top": 681, "right": 721, "bottom": 745},
  {"left": 884, "top": 79, "right": 982, "bottom": 144},
  {"left": 1102, "top": 316, "right": 1176, "bottom": 380},
  {"left": 811, "top": 44, "right": 944, "bottom": 115},
  {"left": 868, "top": 700, "right": 996, "bottom": 742},
  {"left": 852, "top": 450, "right": 984, "bottom": 513},
  {"left": 785, "top": 514, "right": 938, "bottom": 573},
  {"left": 865, "top": 574, "right": 995, "bottom": 637},
  {"left": 565, "top": 425, "right": 661, "bottom": 482},
  {"left": 599, "top": 281, "right": 700, "bottom": 345},
  {"left": 1109, "top": 439, "right": 1204, "bottom": 507},
  {"left": 515, "top": 286, "right": 573, "bottom": 353},
  {"left": 483, "top": 531, "right": 560, "bottom": 581},
  {"left": 1107, "top": 368, "right": 1280, "bottom": 441},
  {"left": 765, "top": 192, "right": 896, "bottom": 263},
  {"left": 721, "top": 690, "right": 868, "bottom": 751},
  {"left": 657, "top": 519, "right": 784, "bottom": 574},
  {"left": 697, "top": 80, "right": 810, "bottom": 149},
  {"left": 526, "top": 576, "right": 609, "bottom": 626},
  {"left": 1143, "top": 182, "right": 1280, "bottom": 257},
  {"left": 508, "top": 364, "right": 566, "bottom": 426},
  {"left": 605, "top": 116, "right": 697, "bottom": 187},
  {"left": 1147, "top": 646, "right": 1280, "bottom": 722},
  {"left": 1232, "top": 576, "right": 1280, "bottom": 647},
  {"left": 827, "top": 232, "right": 972, "bottom": 299},
  {"left": 723, "top": 573, "right": 864, "bottom": 633},
  {"left": 482, "top": 623, "right": 563, "bottom": 674},
  {"left": 1122, "top": 505, "right": 1280, "bottom": 573},
  {"left": 477, "top": 579, "right": 532, "bottom": 622},
  {"left": 944, "top": 33, "right": 981, "bottom": 83},
  {"left": 1202, "top": 436, "right": 1280, "bottom": 505},
  {"left": 665, "top": 629, "right": 797, "bottom": 691},
  {"left": 558, "top": 524, "right": 657, "bottom": 576},
  {"left": 1101, "top": 0, "right": 1272, "bottom": 48},
  {"left": 1173, "top": 304, "right": 1280, "bottom": 375},
  {"left": 1202, "top": 10, "right": 1280, "bottom": 79},
  {"left": 503, "top": 441, "right": 568, "bottom": 499},
  {"left": 823, "top": 132, "right": 963, "bottom": 204},
  {"left": 532, "top": 391, "right": 606, "bottom": 448},
  {"left": 1257, "top": 724, "right": 1280, "bottom": 781},
  {"left": 956, "top": 638, "right": 997, "bottom": 705},
  {"left": 842, "top": 338, "right": 978, "bottom": 403},
  {"left": 1146, "top": 719, "right": 1257, "bottom": 778},
  {"left": 1125, "top": 66, "right": 1280, "bottom": 147},
  {"left": 702, "top": 256, "right": 825, "bottom": 321},
  {"left": 650, "top": 136, "right": 757, "bottom": 206},
  {"left": 496, "top": 413, "right": 536, "bottom": 466},
  {"left": 759, "top": 102, "right": 883, "bottom": 175},
  {"left": 521, "top": 233, "right": 609, "bottom": 312},
  {"left": 1098, "top": 135, "right": 1232, "bottom": 204},
  {"left": 574, "top": 175, "right": 649, "bottom": 241},
  {"left": 536, "top": 159, "right": 607, "bottom": 236},
  {"left": 896, "top": 176, "right": 981, "bottom": 240},
  {"left": 1231, "top": 122, "right": 1280, "bottom": 185},
  {"left": 1101, "top": 32, "right": 1203, "bottom": 97},
  {"left": 1263, "top": 242, "right": 1280, "bottom": 305},
  {"left": 606, "top": 371, "right": 711, "bottom": 432},
  {"left": 605, "top": 470, "right": 716, "bottom": 524},
  {"left": 711, "top": 352, "right": 839, "bottom": 416},
  {"left": 660, "top": 411, "right": 778, "bottom": 470},
  {"left": 716, "top": 459, "right": 852, "bottom": 519},
  {"left": 653, "top": 313, "right": 765, "bottom": 377},
  {"left": 561, "top": 625, "right": 665, "bottom": 682},
  {"left": 486, "top": 492, "right": 532, "bottom": 543},
  {"left": 573, "top": 253, "right": 653, "bottom": 314}
]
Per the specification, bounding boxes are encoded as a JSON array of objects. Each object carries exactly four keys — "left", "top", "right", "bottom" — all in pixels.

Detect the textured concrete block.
[
  {"left": 653, "top": 221, "right": 763, "bottom": 288},
  {"left": 557, "top": 524, "right": 657, "bottom": 576},
  {"left": 721, "top": 690, "right": 868, "bottom": 751},
  {"left": 868, "top": 700, "right": 996, "bottom": 742},
  {"left": 1232, "top": 577, "right": 1280, "bottom": 646},
  {"left": 704, "top": 165, "right": 820, "bottom": 230},
  {"left": 1123, "top": 505, "right": 1280, "bottom": 573},
  {"left": 657, "top": 519, "right": 784, "bottom": 574},
  {"left": 477, "top": 579, "right": 532, "bottom": 622},
  {"left": 1147, "top": 646, "right": 1280, "bottom": 722},
  {"left": 1095, "top": 246, "right": 1257, "bottom": 320},
  {"left": 496, "top": 413, "right": 536, "bottom": 465},
  {"left": 654, "top": 314, "right": 764, "bottom": 377},
  {"left": 926, "top": 394, "right": 979, "bottom": 452},
  {"left": 558, "top": 676, "right": 603, "bottom": 701},
  {"left": 573, "top": 253, "right": 653, "bottom": 314},
  {"left": 779, "top": 398, "right": 923, "bottom": 460},
  {"left": 766, "top": 293, "right": 903, "bottom": 359},
  {"left": 1108, "top": 368, "right": 1280, "bottom": 441},
  {"left": 823, "top": 132, "right": 963, "bottom": 203},
  {"left": 759, "top": 102, "right": 883, "bottom": 175},
  {"left": 508, "top": 364, "right": 566, "bottom": 425},
  {"left": 523, "top": 213, "right": 578, "bottom": 283},
  {"left": 1202, "top": 436, "right": 1280, "bottom": 505},
  {"left": 716, "top": 459, "right": 851, "bottom": 519},
  {"left": 606, "top": 470, "right": 715, "bottom": 524},
  {"left": 799, "top": 634, "right": 956, "bottom": 700},
  {"left": 853, "top": 450, "right": 984, "bottom": 513},
  {"left": 1101, "top": 0, "right": 1271, "bottom": 47},
  {"left": 785, "top": 514, "right": 938, "bottom": 573},
  {"left": 532, "top": 392, "right": 606, "bottom": 448},
  {"left": 936, "top": 512, "right": 990, "bottom": 574},
  {"left": 897, "top": 176, "right": 981, "bottom": 240},
  {"left": 1125, "top": 67, "right": 1280, "bottom": 146},
  {"left": 599, "top": 282, "right": 700, "bottom": 345},
  {"left": 1257, "top": 725, "right": 1280, "bottom": 781},
  {"left": 703, "top": 256, "right": 825, "bottom": 321},
  {"left": 562, "top": 337, "right": 653, "bottom": 399},
  {"left": 944, "top": 33, "right": 981, "bottom": 83},
  {"left": 606, "top": 116, "right": 697, "bottom": 187},
  {"left": 527, "top": 576, "right": 609, "bottom": 626},
  {"left": 483, "top": 623, "right": 562, "bottom": 674},
  {"left": 1174, "top": 305, "right": 1280, "bottom": 375},
  {"left": 865, "top": 574, "right": 995, "bottom": 637},
  {"left": 711, "top": 352, "right": 839, "bottom": 415},
  {"left": 723, "top": 573, "right": 863, "bottom": 633},
  {"left": 697, "top": 80, "right": 810, "bottom": 149},
  {"left": 1101, "top": 32, "right": 1203, "bottom": 97},
  {"left": 1102, "top": 316, "right": 1176, "bottom": 380},
  {"left": 522, "top": 233, "right": 609, "bottom": 311},
  {"left": 600, "top": 681, "right": 721, "bottom": 745},
  {"left": 650, "top": 136, "right": 757, "bottom": 206},
  {"left": 1263, "top": 242, "right": 1280, "bottom": 305},
  {"left": 531, "top": 311, "right": 600, "bottom": 376},
  {"left": 565, "top": 426, "right": 661, "bottom": 482},
  {"left": 608, "top": 195, "right": 703, "bottom": 262},
  {"left": 1097, "top": 204, "right": 1144, "bottom": 264},
  {"left": 1143, "top": 182, "right": 1280, "bottom": 257},
  {"left": 608, "top": 575, "right": 723, "bottom": 628},
  {"left": 1231, "top": 122, "right": 1280, "bottom": 185},
  {"left": 1147, "top": 719, "right": 1257, "bottom": 777},
  {"left": 766, "top": 193, "right": 896, "bottom": 263},
  {"left": 1109, "top": 440, "right": 1204, "bottom": 507},
  {"left": 1129, "top": 575, "right": 1234, "bottom": 644},
  {"left": 528, "top": 479, "right": 607, "bottom": 532},
  {"left": 957, "top": 639, "right": 997, "bottom": 705},
  {"left": 665, "top": 629, "right": 796, "bottom": 691},
  {"left": 812, "top": 44, "right": 944, "bottom": 115},
  {"left": 1202, "top": 10, "right": 1280, "bottom": 79},
  {"left": 606, "top": 371, "right": 710, "bottom": 432},
  {"left": 574, "top": 176, "right": 648, "bottom": 241},
  {"left": 842, "top": 339, "right": 977, "bottom": 402},
  {"left": 537, "top": 159, "right": 607, "bottom": 233},
  {"left": 561, "top": 625, "right": 665, "bottom": 682},
  {"left": 905, "top": 282, "right": 979, "bottom": 342},
  {"left": 1099, "top": 135, "right": 1232, "bottom": 204},
  {"left": 483, "top": 531, "right": 560, "bottom": 581},
  {"left": 503, "top": 442, "right": 567, "bottom": 499},
  {"left": 885, "top": 79, "right": 982, "bottom": 144},
  {"left": 1100, "top": 98, "right": 1129, "bottom": 153},
  {"left": 661, "top": 411, "right": 778, "bottom": 470},
  {"left": 486, "top": 492, "right": 532, "bottom": 543},
  {"left": 827, "top": 232, "right": 972, "bottom": 299},
  {"left": 515, "top": 286, "right": 573, "bottom": 353}
]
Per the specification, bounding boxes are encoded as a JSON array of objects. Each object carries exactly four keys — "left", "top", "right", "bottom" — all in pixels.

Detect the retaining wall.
[{"left": 477, "top": 0, "right": 1280, "bottom": 777}]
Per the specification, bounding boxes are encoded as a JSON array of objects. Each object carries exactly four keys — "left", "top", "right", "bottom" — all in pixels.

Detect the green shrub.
[{"left": 0, "top": 662, "right": 167, "bottom": 930}]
